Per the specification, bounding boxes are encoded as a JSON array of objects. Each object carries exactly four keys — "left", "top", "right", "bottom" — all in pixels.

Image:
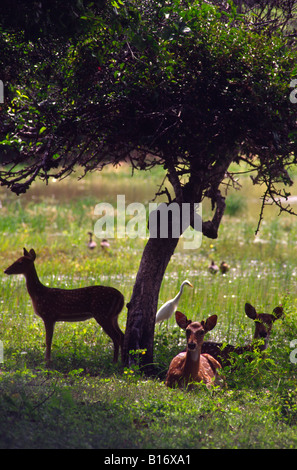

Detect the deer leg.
[
  {"left": 96, "top": 318, "right": 121, "bottom": 363},
  {"left": 44, "top": 320, "right": 55, "bottom": 366},
  {"left": 112, "top": 316, "right": 125, "bottom": 362}
]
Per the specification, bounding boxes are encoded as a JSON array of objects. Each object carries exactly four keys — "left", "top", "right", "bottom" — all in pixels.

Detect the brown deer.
[
  {"left": 165, "top": 311, "right": 221, "bottom": 390},
  {"left": 4, "top": 248, "right": 125, "bottom": 365},
  {"left": 201, "top": 302, "right": 284, "bottom": 366}
]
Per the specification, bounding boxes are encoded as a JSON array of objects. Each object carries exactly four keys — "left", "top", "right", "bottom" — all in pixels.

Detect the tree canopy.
[{"left": 1, "top": 1, "right": 297, "bottom": 223}]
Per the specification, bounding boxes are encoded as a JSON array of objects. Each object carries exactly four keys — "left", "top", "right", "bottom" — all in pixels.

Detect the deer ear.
[
  {"left": 28, "top": 249, "right": 36, "bottom": 261},
  {"left": 23, "top": 248, "right": 30, "bottom": 257},
  {"left": 245, "top": 302, "right": 257, "bottom": 320},
  {"left": 204, "top": 314, "right": 217, "bottom": 333},
  {"left": 273, "top": 306, "right": 283, "bottom": 320},
  {"left": 175, "top": 311, "right": 192, "bottom": 329}
]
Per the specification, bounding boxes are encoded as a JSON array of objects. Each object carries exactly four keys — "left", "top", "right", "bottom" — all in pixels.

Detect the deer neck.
[
  {"left": 183, "top": 346, "right": 201, "bottom": 383},
  {"left": 24, "top": 264, "right": 44, "bottom": 298}
]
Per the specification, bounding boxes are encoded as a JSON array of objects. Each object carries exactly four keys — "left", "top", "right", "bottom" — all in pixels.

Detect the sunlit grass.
[{"left": 1, "top": 169, "right": 297, "bottom": 361}]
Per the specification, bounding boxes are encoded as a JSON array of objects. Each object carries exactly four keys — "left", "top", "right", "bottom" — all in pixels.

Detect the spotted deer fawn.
[
  {"left": 165, "top": 311, "right": 221, "bottom": 389},
  {"left": 4, "top": 248, "right": 125, "bottom": 365},
  {"left": 202, "top": 302, "right": 283, "bottom": 366}
]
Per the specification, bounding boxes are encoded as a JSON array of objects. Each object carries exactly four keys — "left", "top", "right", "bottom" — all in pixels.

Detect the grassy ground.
[{"left": 1, "top": 165, "right": 297, "bottom": 449}]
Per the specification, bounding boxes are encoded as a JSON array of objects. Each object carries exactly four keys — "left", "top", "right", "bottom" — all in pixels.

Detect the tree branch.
[
  {"left": 166, "top": 158, "right": 183, "bottom": 204},
  {"left": 202, "top": 189, "right": 226, "bottom": 239}
]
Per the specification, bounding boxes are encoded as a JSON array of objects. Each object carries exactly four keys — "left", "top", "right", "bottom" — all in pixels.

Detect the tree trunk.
[
  {"left": 123, "top": 234, "right": 179, "bottom": 371},
  {"left": 122, "top": 188, "right": 225, "bottom": 372}
]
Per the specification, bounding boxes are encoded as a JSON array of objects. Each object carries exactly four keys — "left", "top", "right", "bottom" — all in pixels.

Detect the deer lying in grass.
[
  {"left": 165, "top": 311, "right": 221, "bottom": 390},
  {"left": 4, "top": 248, "right": 125, "bottom": 365},
  {"left": 201, "top": 302, "right": 283, "bottom": 366}
]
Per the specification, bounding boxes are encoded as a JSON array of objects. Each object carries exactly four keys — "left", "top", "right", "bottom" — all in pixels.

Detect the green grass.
[{"left": 1, "top": 166, "right": 297, "bottom": 448}]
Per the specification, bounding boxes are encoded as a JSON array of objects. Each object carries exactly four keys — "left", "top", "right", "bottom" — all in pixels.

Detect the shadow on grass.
[{"left": 1, "top": 343, "right": 124, "bottom": 377}]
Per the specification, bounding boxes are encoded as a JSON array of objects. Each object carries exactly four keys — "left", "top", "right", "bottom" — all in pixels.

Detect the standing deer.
[
  {"left": 202, "top": 302, "right": 283, "bottom": 366},
  {"left": 4, "top": 248, "right": 125, "bottom": 365},
  {"left": 165, "top": 311, "right": 221, "bottom": 389}
]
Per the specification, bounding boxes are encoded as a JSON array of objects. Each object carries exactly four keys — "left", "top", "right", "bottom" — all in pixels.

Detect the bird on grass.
[
  {"left": 208, "top": 260, "right": 219, "bottom": 274},
  {"left": 155, "top": 280, "right": 193, "bottom": 327},
  {"left": 87, "top": 232, "right": 97, "bottom": 250},
  {"left": 100, "top": 238, "right": 110, "bottom": 250},
  {"left": 220, "top": 261, "right": 229, "bottom": 274}
]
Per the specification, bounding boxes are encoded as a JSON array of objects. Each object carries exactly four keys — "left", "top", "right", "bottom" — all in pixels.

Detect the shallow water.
[
  {"left": 1, "top": 165, "right": 296, "bottom": 220},
  {"left": 0, "top": 166, "right": 164, "bottom": 206}
]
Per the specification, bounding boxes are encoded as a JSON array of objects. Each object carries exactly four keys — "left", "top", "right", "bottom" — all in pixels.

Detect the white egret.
[{"left": 155, "top": 280, "right": 193, "bottom": 327}]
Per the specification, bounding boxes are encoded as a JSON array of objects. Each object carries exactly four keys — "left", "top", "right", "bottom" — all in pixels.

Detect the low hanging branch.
[
  {"left": 251, "top": 166, "right": 296, "bottom": 234},
  {"left": 202, "top": 190, "right": 226, "bottom": 239}
]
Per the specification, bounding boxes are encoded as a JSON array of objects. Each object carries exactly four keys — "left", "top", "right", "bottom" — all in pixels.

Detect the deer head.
[
  {"left": 4, "top": 248, "right": 36, "bottom": 275},
  {"left": 175, "top": 310, "right": 218, "bottom": 353},
  {"left": 245, "top": 302, "right": 283, "bottom": 348}
]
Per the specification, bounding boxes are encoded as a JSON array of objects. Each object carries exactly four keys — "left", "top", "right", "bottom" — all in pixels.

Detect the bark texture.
[{"left": 123, "top": 235, "right": 179, "bottom": 370}]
